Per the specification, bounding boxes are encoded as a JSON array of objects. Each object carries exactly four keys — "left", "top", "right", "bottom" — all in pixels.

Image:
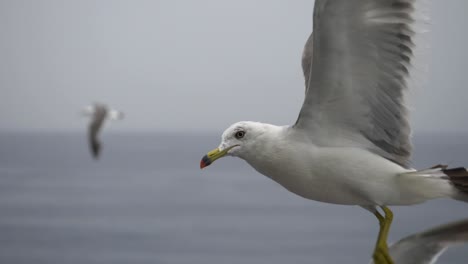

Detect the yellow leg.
[{"left": 372, "top": 206, "right": 394, "bottom": 264}]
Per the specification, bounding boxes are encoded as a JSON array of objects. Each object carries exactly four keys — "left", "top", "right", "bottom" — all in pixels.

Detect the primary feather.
[{"left": 295, "top": 0, "right": 417, "bottom": 168}]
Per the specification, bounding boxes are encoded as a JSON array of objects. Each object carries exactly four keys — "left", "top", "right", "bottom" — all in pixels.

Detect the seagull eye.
[{"left": 235, "top": 131, "right": 245, "bottom": 139}]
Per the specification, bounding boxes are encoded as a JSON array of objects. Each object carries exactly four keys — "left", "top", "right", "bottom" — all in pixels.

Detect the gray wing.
[
  {"left": 88, "top": 104, "right": 107, "bottom": 159},
  {"left": 301, "top": 32, "right": 313, "bottom": 92},
  {"left": 381, "top": 219, "right": 468, "bottom": 264},
  {"left": 295, "top": 0, "right": 419, "bottom": 168}
]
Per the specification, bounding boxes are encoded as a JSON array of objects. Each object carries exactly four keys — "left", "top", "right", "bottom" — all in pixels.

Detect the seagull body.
[
  {"left": 232, "top": 122, "right": 453, "bottom": 207},
  {"left": 214, "top": 122, "right": 462, "bottom": 208},
  {"left": 200, "top": 0, "right": 468, "bottom": 262},
  {"left": 82, "top": 103, "right": 124, "bottom": 159}
]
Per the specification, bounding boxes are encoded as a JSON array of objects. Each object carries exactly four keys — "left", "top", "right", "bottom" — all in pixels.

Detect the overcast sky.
[{"left": 0, "top": 0, "right": 467, "bottom": 133}]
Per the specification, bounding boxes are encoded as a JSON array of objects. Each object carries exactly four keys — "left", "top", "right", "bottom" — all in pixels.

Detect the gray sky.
[{"left": 0, "top": 0, "right": 467, "bottom": 133}]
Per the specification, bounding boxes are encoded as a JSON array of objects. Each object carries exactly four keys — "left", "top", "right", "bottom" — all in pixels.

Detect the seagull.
[
  {"left": 199, "top": 1, "right": 468, "bottom": 263},
  {"left": 381, "top": 218, "right": 468, "bottom": 264},
  {"left": 82, "top": 103, "right": 124, "bottom": 159}
]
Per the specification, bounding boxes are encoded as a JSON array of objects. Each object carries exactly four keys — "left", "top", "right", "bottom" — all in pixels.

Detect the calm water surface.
[{"left": 0, "top": 132, "right": 467, "bottom": 263}]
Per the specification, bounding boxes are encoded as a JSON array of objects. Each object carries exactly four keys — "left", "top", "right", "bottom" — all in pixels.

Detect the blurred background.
[{"left": 0, "top": 0, "right": 467, "bottom": 263}]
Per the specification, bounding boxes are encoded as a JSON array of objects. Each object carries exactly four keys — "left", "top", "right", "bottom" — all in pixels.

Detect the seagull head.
[{"left": 200, "top": 121, "right": 266, "bottom": 169}]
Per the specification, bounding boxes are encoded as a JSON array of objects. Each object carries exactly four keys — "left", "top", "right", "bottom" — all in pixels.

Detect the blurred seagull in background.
[
  {"left": 200, "top": 0, "right": 468, "bottom": 263},
  {"left": 376, "top": 218, "right": 468, "bottom": 264},
  {"left": 82, "top": 103, "right": 124, "bottom": 159}
]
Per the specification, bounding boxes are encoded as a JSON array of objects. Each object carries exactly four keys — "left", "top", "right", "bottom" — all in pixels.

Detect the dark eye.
[{"left": 235, "top": 131, "right": 245, "bottom": 139}]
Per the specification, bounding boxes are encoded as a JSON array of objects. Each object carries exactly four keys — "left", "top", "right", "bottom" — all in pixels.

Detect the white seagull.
[
  {"left": 200, "top": 1, "right": 468, "bottom": 263},
  {"left": 381, "top": 218, "right": 468, "bottom": 264},
  {"left": 82, "top": 103, "right": 124, "bottom": 159}
]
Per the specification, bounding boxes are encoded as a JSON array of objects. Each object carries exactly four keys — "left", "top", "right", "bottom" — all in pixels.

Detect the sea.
[{"left": 0, "top": 132, "right": 467, "bottom": 264}]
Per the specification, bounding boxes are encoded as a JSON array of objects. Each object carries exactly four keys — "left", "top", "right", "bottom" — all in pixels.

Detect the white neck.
[{"left": 239, "top": 123, "right": 291, "bottom": 170}]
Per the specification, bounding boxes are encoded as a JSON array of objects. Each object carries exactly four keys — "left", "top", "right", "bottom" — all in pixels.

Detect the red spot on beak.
[
  {"left": 200, "top": 155, "right": 211, "bottom": 169},
  {"left": 200, "top": 159, "right": 207, "bottom": 169}
]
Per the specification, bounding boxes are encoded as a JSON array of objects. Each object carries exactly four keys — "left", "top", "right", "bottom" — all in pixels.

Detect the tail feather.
[
  {"left": 430, "top": 164, "right": 448, "bottom": 170},
  {"left": 443, "top": 167, "right": 468, "bottom": 194},
  {"left": 405, "top": 165, "right": 468, "bottom": 203}
]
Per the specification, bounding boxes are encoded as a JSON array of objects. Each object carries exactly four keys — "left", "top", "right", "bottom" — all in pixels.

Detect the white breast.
[{"left": 244, "top": 136, "right": 409, "bottom": 206}]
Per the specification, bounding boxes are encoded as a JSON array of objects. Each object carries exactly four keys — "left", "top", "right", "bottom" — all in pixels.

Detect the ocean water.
[{"left": 0, "top": 132, "right": 467, "bottom": 264}]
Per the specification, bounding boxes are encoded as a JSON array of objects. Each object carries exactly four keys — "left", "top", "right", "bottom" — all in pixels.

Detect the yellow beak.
[{"left": 200, "top": 146, "right": 237, "bottom": 169}]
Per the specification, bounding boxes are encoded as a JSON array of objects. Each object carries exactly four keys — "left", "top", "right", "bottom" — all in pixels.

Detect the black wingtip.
[{"left": 90, "top": 140, "right": 101, "bottom": 160}]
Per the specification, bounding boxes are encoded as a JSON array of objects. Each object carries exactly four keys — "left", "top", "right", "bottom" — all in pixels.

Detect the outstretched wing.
[
  {"left": 88, "top": 105, "right": 107, "bottom": 159},
  {"left": 385, "top": 219, "right": 468, "bottom": 264},
  {"left": 108, "top": 110, "right": 125, "bottom": 120},
  {"left": 295, "top": 0, "right": 420, "bottom": 168}
]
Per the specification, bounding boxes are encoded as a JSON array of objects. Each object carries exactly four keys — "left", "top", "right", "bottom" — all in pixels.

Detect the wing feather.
[
  {"left": 387, "top": 219, "right": 468, "bottom": 264},
  {"left": 295, "top": 0, "right": 422, "bottom": 168}
]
